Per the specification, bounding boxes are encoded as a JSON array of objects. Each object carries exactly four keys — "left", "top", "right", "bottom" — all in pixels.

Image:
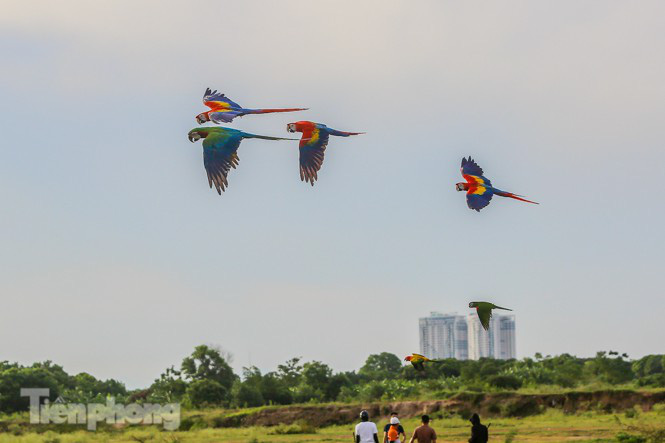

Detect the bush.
[
  {"left": 234, "top": 383, "right": 264, "bottom": 407},
  {"left": 504, "top": 398, "right": 541, "bottom": 417},
  {"left": 624, "top": 407, "right": 640, "bottom": 419},
  {"left": 488, "top": 374, "right": 523, "bottom": 390},
  {"left": 616, "top": 432, "right": 646, "bottom": 443},
  {"left": 185, "top": 379, "right": 228, "bottom": 408},
  {"left": 269, "top": 420, "right": 316, "bottom": 435}
]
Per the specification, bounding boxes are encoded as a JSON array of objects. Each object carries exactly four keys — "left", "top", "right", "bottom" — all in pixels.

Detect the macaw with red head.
[
  {"left": 456, "top": 157, "right": 538, "bottom": 211},
  {"left": 196, "top": 88, "right": 307, "bottom": 124},
  {"left": 286, "top": 121, "right": 363, "bottom": 185}
]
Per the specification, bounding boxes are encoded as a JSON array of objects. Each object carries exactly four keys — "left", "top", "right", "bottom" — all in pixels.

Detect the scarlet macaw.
[
  {"left": 456, "top": 157, "right": 538, "bottom": 211},
  {"left": 187, "top": 127, "right": 295, "bottom": 194},
  {"left": 404, "top": 353, "right": 441, "bottom": 371},
  {"left": 286, "top": 121, "right": 363, "bottom": 185},
  {"left": 469, "top": 302, "right": 513, "bottom": 331},
  {"left": 195, "top": 88, "right": 307, "bottom": 124}
]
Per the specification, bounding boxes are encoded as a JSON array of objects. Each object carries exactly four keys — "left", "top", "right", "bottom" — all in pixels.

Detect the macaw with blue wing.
[
  {"left": 286, "top": 121, "right": 364, "bottom": 185},
  {"left": 195, "top": 88, "right": 307, "bottom": 124},
  {"left": 188, "top": 127, "right": 295, "bottom": 194},
  {"left": 456, "top": 157, "right": 538, "bottom": 211}
]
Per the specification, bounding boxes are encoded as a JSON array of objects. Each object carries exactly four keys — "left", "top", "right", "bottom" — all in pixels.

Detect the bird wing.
[
  {"left": 461, "top": 156, "right": 485, "bottom": 177},
  {"left": 477, "top": 307, "right": 492, "bottom": 331},
  {"left": 461, "top": 157, "right": 493, "bottom": 211},
  {"left": 299, "top": 126, "right": 330, "bottom": 185},
  {"left": 466, "top": 184, "right": 494, "bottom": 211},
  {"left": 412, "top": 361, "right": 425, "bottom": 371},
  {"left": 203, "top": 88, "right": 242, "bottom": 111},
  {"left": 209, "top": 110, "right": 245, "bottom": 123},
  {"left": 461, "top": 157, "right": 492, "bottom": 185},
  {"left": 411, "top": 353, "right": 428, "bottom": 361},
  {"left": 202, "top": 131, "right": 243, "bottom": 194}
]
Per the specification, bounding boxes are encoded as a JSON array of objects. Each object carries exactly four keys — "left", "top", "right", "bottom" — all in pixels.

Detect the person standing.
[
  {"left": 384, "top": 414, "right": 406, "bottom": 443},
  {"left": 468, "top": 413, "right": 489, "bottom": 443},
  {"left": 355, "top": 410, "right": 380, "bottom": 443},
  {"left": 409, "top": 415, "right": 437, "bottom": 443}
]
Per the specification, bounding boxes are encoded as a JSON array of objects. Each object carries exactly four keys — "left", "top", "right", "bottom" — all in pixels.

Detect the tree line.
[{"left": 1, "top": 347, "right": 664, "bottom": 413}]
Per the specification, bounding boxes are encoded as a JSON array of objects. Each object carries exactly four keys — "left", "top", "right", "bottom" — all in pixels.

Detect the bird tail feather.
[
  {"left": 494, "top": 190, "right": 539, "bottom": 205},
  {"left": 328, "top": 128, "right": 365, "bottom": 137},
  {"left": 242, "top": 132, "right": 298, "bottom": 141},
  {"left": 247, "top": 107, "right": 308, "bottom": 114}
]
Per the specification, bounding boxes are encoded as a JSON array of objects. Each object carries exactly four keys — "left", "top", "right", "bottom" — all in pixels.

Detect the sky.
[{"left": 1, "top": 1, "right": 664, "bottom": 389}]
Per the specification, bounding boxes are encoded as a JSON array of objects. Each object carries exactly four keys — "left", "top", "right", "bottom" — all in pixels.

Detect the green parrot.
[
  {"left": 187, "top": 127, "right": 295, "bottom": 194},
  {"left": 469, "top": 302, "right": 513, "bottom": 331}
]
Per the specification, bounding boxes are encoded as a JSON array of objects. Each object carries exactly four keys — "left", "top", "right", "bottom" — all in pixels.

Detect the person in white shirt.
[{"left": 355, "top": 410, "right": 379, "bottom": 443}]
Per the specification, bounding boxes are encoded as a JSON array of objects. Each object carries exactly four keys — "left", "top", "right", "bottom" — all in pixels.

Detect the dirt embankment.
[{"left": 215, "top": 391, "right": 665, "bottom": 427}]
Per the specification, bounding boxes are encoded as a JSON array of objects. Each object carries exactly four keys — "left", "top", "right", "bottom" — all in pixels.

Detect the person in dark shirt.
[
  {"left": 468, "top": 413, "right": 488, "bottom": 443},
  {"left": 409, "top": 415, "right": 437, "bottom": 443},
  {"left": 383, "top": 412, "right": 406, "bottom": 443}
]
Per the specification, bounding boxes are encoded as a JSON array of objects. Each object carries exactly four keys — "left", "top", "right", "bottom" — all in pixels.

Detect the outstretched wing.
[
  {"left": 461, "top": 157, "right": 484, "bottom": 177},
  {"left": 477, "top": 307, "right": 492, "bottom": 331},
  {"left": 299, "top": 126, "right": 329, "bottom": 185},
  {"left": 202, "top": 132, "right": 243, "bottom": 194},
  {"left": 466, "top": 185, "right": 494, "bottom": 212},
  {"left": 203, "top": 88, "right": 242, "bottom": 111}
]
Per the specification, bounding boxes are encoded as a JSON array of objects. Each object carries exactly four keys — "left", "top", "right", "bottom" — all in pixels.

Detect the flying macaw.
[
  {"left": 187, "top": 127, "right": 295, "bottom": 194},
  {"left": 456, "top": 157, "right": 538, "bottom": 211},
  {"left": 469, "top": 302, "right": 513, "bottom": 331},
  {"left": 404, "top": 353, "right": 441, "bottom": 371},
  {"left": 195, "top": 88, "right": 307, "bottom": 124},
  {"left": 286, "top": 121, "right": 363, "bottom": 185}
]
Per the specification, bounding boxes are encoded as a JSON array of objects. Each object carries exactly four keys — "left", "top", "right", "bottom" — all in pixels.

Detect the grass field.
[{"left": 1, "top": 407, "right": 665, "bottom": 443}]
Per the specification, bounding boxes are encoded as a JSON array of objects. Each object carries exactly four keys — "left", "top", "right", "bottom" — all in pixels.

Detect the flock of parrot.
[
  {"left": 188, "top": 88, "right": 363, "bottom": 193},
  {"left": 187, "top": 89, "right": 538, "bottom": 371}
]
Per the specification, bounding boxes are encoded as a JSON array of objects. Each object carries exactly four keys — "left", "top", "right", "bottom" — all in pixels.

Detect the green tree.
[
  {"left": 186, "top": 379, "right": 227, "bottom": 408},
  {"left": 260, "top": 372, "right": 293, "bottom": 405},
  {"left": 632, "top": 355, "right": 664, "bottom": 378},
  {"left": 181, "top": 345, "right": 236, "bottom": 392},
  {"left": 584, "top": 351, "right": 633, "bottom": 384},
  {"left": 149, "top": 366, "right": 187, "bottom": 403},
  {"left": 233, "top": 381, "right": 264, "bottom": 407},
  {"left": 276, "top": 357, "right": 303, "bottom": 388},
  {"left": 302, "top": 361, "right": 332, "bottom": 391},
  {"left": 359, "top": 353, "right": 402, "bottom": 380},
  {"left": 0, "top": 367, "right": 60, "bottom": 413}
]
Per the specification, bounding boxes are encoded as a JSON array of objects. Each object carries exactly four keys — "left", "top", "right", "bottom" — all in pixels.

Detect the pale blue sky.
[{"left": 1, "top": 1, "right": 664, "bottom": 388}]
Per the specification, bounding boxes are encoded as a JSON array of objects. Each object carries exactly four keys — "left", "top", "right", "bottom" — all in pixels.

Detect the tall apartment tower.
[
  {"left": 418, "top": 312, "right": 469, "bottom": 360},
  {"left": 467, "top": 313, "right": 516, "bottom": 360}
]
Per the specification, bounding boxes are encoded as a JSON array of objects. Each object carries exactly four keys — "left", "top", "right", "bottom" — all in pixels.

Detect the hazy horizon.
[{"left": 1, "top": 1, "right": 664, "bottom": 389}]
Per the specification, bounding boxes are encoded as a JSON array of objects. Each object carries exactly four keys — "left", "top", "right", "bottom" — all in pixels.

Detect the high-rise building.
[
  {"left": 467, "top": 313, "right": 516, "bottom": 360},
  {"left": 419, "top": 312, "right": 468, "bottom": 360},
  {"left": 419, "top": 311, "right": 516, "bottom": 360}
]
